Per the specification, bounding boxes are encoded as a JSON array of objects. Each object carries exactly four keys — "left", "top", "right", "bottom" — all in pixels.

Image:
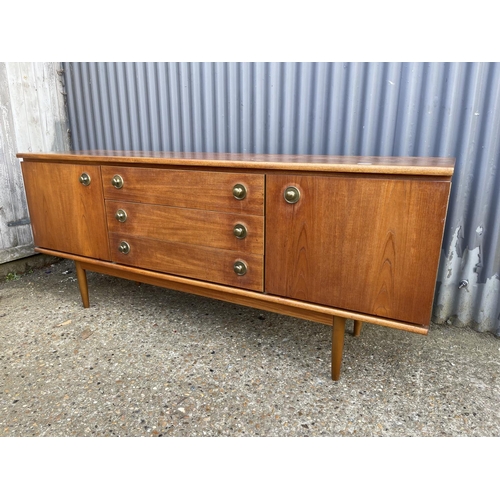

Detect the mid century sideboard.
[{"left": 17, "top": 151, "right": 455, "bottom": 380}]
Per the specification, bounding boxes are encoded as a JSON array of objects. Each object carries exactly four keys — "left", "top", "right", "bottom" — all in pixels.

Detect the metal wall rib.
[{"left": 62, "top": 62, "right": 500, "bottom": 336}]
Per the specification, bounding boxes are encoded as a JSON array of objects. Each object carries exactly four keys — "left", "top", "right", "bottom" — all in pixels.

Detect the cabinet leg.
[
  {"left": 75, "top": 261, "right": 90, "bottom": 308},
  {"left": 353, "top": 320, "right": 363, "bottom": 337},
  {"left": 331, "top": 316, "right": 346, "bottom": 381}
]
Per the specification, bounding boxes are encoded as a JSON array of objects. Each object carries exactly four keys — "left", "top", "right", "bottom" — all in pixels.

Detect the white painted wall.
[{"left": 0, "top": 62, "right": 70, "bottom": 263}]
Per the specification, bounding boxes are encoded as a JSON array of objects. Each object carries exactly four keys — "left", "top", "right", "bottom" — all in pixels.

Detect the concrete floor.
[{"left": 0, "top": 258, "right": 499, "bottom": 437}]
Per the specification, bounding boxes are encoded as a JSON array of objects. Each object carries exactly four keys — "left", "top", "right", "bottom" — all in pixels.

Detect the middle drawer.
[{"left": 106, "top": 201, "right": 264, "bottom": 254}]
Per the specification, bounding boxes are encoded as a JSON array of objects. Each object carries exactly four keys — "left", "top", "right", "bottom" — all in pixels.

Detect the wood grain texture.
[
  {"left": 108, "top": 233, "right": 263, "bottom": 292},
  {"left": 105, "top": 201, "right": 264, "bottom": 254},
  {"left": 101, "top": 166, "right": 264, "bottom": 215},
  {"left": 34, "top": 248, "right": 430, "bottom": 334},
  {"left": 265, "top": 174, "right": 451, "bottom": 326},
  {"left": 1, "top": 64, "right": 70, "bottom": 264},
  {"left": 17, "top": 151, "right": 455, "bottom": 176},
  {"left": 20, "top": 162, "right": 110, "bottom": 260}
]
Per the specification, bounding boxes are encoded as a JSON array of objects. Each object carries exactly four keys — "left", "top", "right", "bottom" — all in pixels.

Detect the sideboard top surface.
[{"left": 17, "top": 150, "right": 455, "bottom": 176}]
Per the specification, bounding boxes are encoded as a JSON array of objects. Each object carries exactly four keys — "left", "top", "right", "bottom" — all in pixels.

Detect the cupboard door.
[
  {"left": 21, "top": 162, "right": 110, "bottom": 260},
  {"left": 265, "top": 175, "right": 451, "bottom": 326}
]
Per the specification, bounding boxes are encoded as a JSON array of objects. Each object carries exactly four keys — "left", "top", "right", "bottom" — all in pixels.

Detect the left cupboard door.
[{"left": 21, "top": 162, "right": 110, "bottom": 261}]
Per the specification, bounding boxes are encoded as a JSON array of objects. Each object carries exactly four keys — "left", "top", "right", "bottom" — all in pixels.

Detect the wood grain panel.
[
  {"left": 18, "top": 152, "right": 455, "bottom": 176},
  {"left": 108, "top": 233, "right": 263, "bottom": 291},
  {"left": 265, "top": 175, "right": 451, "bottom": 326},
  {"left": 20, "top": 162, "right": 110, "bottom": 260},
  {"left": 105, "top": 201, "right": 264, "bottom": 254},
  {"left": 101, "top": 167, "right": 264, "bottom": 215}
]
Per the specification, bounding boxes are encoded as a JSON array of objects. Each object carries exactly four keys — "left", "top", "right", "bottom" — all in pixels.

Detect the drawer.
[
  {"left": 109, "top": 233, "right": 263, "bottom": 292},
  {"left": 106, "top": 201, "right": 264, "bottom": 254},
  {"left": 102, "top": 166, "right": 264, "bottom": 215}
]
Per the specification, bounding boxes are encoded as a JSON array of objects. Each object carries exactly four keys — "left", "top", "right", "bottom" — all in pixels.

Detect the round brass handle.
[
  {"left": 79, "top": 172, "right": 91, "bottom": 186},
  {"left": 115, "top": 209, "right": 127, "bottom": 223},
  {"left": 232, "top": 184, "right": 247, "bottom": 200},
  {"left": 233, "top": 260, "right": 247, "bottom": 276},
  {"left": 233, "top": 223, "right": 247, "bottom": 239},
  {"left": 111, "top": 174, "right": 124, "bottom": 189},
  {"left": 284, "top": 186, "right": 300, "bottom": 204},
  {"left": 118, "top": 241, "right": 130, "bottom": 254}
]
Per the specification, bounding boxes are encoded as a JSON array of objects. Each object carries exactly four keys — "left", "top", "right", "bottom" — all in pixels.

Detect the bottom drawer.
[{"left": 109, "top": 233, "right": 263, "bottom": 292}]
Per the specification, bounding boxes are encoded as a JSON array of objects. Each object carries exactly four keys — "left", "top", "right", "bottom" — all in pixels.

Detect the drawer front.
[
  {"left": 109, "top": 233, "right": 263, "bottom": 291},
  {"left": 102, "top": 167, "right": 264, "bottom": 215},
  {"left": 106, "top": 201, "right": 264, "bottom": 254}
]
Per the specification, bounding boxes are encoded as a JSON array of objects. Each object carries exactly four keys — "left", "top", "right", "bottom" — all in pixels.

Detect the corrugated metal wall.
[
  {"left": 62, "top": 62, "right": 500, "bottom": 336},
  {"left": 0, "top": 62, "right": 70, "bottom": 264}
]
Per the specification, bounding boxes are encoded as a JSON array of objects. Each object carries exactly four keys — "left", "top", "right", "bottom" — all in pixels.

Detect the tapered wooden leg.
[
  {"left": 353, "top": 320, "right": 363, "bottom": 337},
  {"left": 75, "top": 261, "right": 90, "bottom": 308},
  {"left": 332, "top": 316, "right": 346, "bottom": 381}
]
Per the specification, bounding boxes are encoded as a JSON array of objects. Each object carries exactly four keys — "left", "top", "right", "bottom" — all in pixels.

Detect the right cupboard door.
[{"left": 265, "top": 175, "right": 451, "bottom": 326}]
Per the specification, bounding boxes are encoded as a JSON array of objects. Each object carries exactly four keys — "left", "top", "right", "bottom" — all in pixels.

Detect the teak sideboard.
[{"left": 17, "top": 151, "right": 455, "bottom": 381}]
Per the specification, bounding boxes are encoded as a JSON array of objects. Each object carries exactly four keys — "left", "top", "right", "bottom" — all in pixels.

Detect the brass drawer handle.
[
  {"left": 79, "top": 172, "right": 91, "bottom": 186},
  {"left": 115, "top": 209, "right": 127, "bottom": 223},
  {"left": 233, "top": 260, "right": 247, "bottom": 276},
  {"left": 284, "top": 186, "right": 300, "bottom": 204},
  {"left": 118, "top": 241, "right": 130, "bottom": 254},
  {"left": 233, "top": 223, "right": 247, "bottom": 239},
  {"left": 232, "top": 184, "right": 247, "bottom": 200},
  {"left": 111, "top": 174, "right": 124, "bottom": 189}
]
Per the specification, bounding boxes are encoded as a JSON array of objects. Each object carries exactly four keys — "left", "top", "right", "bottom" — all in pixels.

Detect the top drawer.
[{"left": 101, "top": 166, "right": 264, "bottom": 215}]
